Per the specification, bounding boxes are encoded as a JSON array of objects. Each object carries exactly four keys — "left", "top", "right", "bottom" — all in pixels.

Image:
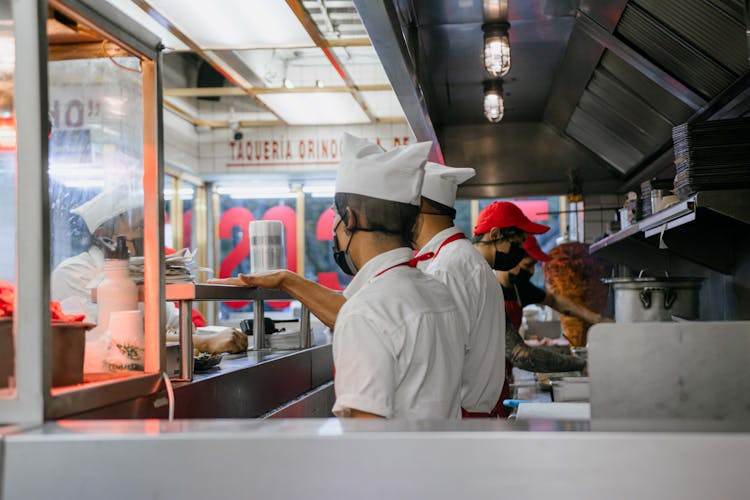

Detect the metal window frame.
[{"left": 1, "top": 0, "right": 168, "bottom": 424}]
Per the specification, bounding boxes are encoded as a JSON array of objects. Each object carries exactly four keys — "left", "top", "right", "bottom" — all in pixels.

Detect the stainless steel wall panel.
[
  {"left": 443, "top": 123, "right": 621, "bottom": 197},
  {"left": 579, "top": 0, "right": 629, "bottom": 31},
  {"left": 577, "top": 91, "right": 657, "bottom": 154},
  {"left": 543, "top": 23, "right": 606, "bottom": 132},
  {"left": 616, "top": 4, "right": 738, "bottom": 98},
  {"left": 566, "top": 107, "right": 643, "bottom": 173},
  {"left": 598, "top": 51, "right": 695, "bottom": 124},
  {"left": 633, "top": 0, "right": 748, "bottom": 75},
  {"left": 588, "top": 68, "right": 674, "bottom": 136}
]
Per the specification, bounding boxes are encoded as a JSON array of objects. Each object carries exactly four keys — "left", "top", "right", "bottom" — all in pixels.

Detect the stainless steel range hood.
[{"left": 354, "top": 0, "right": 750, "bottom": 198}]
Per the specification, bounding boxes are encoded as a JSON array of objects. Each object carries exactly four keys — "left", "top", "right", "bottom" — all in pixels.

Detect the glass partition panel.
[
  {"left": 0, "top": 0, "right": 16, "bottom": 394},
  {"left": 48, "top": 53, "right": 146, "bottom": 382}
]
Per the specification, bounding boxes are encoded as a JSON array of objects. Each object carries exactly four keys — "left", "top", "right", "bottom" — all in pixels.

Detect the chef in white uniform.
[
  {"left": 413, "top": 163, "right": 506, "bottom": 417},
  {"left": 211, "top": 135, "right": 465, "bottom": 419},
  {"left": 52, "top": 187, "right": 247, "bottom": 355},
  {"left": 330, "top": 134, "right": 464, "bottom": 419}
]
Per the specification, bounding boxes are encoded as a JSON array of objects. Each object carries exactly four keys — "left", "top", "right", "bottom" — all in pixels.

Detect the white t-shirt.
[
  {"left": 417, "top": 226, "right": 505, "bottom": 413},
  {"left": 332, "top": 247, "right": 464, "bottom": 419}
]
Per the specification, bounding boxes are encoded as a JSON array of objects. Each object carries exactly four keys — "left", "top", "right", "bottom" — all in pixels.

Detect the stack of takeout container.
[{"left": 672, "top": 117, "right": 750, "bottom": 199}]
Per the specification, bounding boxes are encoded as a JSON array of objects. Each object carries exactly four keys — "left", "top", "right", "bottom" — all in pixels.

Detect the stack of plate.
[{"left": 672, "top": 118, "right": 750, "bottom": 199}]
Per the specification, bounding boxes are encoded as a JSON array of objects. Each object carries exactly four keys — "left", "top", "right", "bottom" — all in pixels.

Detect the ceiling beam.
[
  {"left": 131, "top": 0, "right": 286, "bottom": 124},
  {"left": 164, "top": 99, "right": 283, "bottom": 128},
  {"left": 326, "top": 37, "right": 371, "bottom": 47},
  {"left": 164, "top": 84, "right": 393, "bottom": 97},
  {"left": 164, "top": 98, "right": 405, "bottom": 128},
  {"left": 285, "top": 0, "right": 378, "bottom": 122}
]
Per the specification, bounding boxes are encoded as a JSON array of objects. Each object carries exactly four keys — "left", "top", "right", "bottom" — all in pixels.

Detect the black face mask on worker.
[
  {"left": 332, "top": 220, "right": 358, "bottom": 276},
  {"left": 492, "top": 241, "right": 525, "bottom": 271},
  {"left": 508, "top": 267, "right": 533, "bottom": 285}
]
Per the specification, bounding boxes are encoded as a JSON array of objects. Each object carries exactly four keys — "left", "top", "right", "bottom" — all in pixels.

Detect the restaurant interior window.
[
  {"left": 304, "top": 193, "right": 351, "bottom": 292},
  {"left": 0, "top": 0, "right": 16, "bottom": 394},
  {"left": 47, "top": 27, "right": 146, "bottom": 381},
  {"left": 216, "top": 186, "right": 298, "bottom": 321}
]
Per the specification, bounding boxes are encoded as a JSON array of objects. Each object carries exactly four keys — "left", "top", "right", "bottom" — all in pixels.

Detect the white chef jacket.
[
  {"left": 51, "top": 246, "right": 180, "bottom": 328},
  {"left": 416, "top": 226, "right": 505, "bottom": 414},
  {"left": 51, "top": 246, "right": 106, "bottom": 323},
  {"left": 332, "top": 247, "right": 464, "bottom": 419}
]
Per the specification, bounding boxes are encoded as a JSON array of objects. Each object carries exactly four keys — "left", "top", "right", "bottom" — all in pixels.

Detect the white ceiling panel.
[
  {"left": 147, "top": 0, "right": 315, "bottom": 49},
  {"left": 258, "top": 92, "right": 369, "bottom": 125},
  {"left": 104, "top": 0, "right": 190, "bottom": 51},
  {"left": 361, "top": 91, "right": 405, "bottom": 119}
]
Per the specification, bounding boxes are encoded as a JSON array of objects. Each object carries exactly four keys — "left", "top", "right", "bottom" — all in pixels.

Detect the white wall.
[{"left": 163, "top": 109, "right": 199, "bottom": 171}]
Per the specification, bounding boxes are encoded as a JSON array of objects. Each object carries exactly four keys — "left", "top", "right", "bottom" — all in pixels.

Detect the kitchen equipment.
[
  {"left": 603, "top": 271, "right": 703, "bottom": 322},
  {"left": 248, "top": 220, "right": 285, "bottom": 274}
]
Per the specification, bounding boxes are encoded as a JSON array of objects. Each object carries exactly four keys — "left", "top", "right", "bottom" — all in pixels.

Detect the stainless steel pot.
[{"left": 603, "top": 273, "right": 704, "bottom": 322}]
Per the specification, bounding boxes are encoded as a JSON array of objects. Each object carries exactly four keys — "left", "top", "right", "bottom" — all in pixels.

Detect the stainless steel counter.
[
  {"left": 68, "top": 343, "right": 334, "bottom": 419},
  {"left": 3, "top": 418, "right": 750, "bottom": 500}
]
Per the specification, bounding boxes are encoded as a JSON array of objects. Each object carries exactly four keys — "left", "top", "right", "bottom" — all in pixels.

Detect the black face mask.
[
  {"left": 509, "top": 267, "right": 533, "bottom": 285},
  {"left": 332, "top": 220, "right": 358, "bottom": 276},
  {"left": 492, "top": 241, "right": 525, "bottom": 271}
]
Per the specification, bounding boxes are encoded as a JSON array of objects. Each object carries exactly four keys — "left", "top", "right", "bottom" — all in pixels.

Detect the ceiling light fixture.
[
  {"left": 483, "top": 80, "right": 504, "bottom": 123},
  {"left": 482, "top": 22, "right": 511, "bottom": 77}
]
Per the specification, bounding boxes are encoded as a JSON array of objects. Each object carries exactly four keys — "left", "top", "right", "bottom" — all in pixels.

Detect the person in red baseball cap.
[
  {"left": 472, "top": 201, "right": 550, "bottom": 272},
  {"left": 498, "top": 234, "right": 612, "bottom": 332}
]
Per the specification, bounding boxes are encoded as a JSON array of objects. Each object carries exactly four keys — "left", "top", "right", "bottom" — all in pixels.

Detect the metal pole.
[
  {"left": 253, "top": 299, "right": 265, "bottom": 350},
  {"left": 179, "top": 301, "right": 193, "bottom": 380},
  {"left": 300, "top": 305, "right": 311, "bottom": 348}
]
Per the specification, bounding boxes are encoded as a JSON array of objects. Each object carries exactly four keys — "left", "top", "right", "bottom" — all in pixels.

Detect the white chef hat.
[
  {"left": 421, "top": 162, "right": 476, "bottom": 208},
  {"left": 71, "top": 185, "right": 143, "bottom": 233},
  {"left": 335, "top": 133, "right": 432, "bottom": 206}
]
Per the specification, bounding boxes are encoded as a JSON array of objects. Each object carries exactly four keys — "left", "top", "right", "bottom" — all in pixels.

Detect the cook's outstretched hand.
[
  {"left": 237, "top": 270, "right": 293, "bottom": 290},
  {"left": 207, "top": 276, "right": 251, "bottom": 287}
]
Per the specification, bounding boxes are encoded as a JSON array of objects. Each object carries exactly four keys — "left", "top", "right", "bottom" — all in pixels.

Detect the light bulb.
[
  {"left": 483, "top": 24, "right": 511, "bottom": 77},
  {"left": 483, "top": 88, "right": 504, "bottom": 123}
]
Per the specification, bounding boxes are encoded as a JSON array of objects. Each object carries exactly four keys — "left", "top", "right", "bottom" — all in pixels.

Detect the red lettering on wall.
[
  {"left": 272, "top": 140, "right": 279, "bottom": 160},
  {"left": 236, "top": 141, "right": 243, "bottom": 159},
  {"left": 218, "top": 207, "right": 255, "bottom": 308},
  {"left": 298, "top": 140, "right": 305, "bottom": 159},
  {"left": 263, "top": 141, "right": 269, "bottom": 160},
  {"left": 286, "top": 140, "right": 292, "bottom": 160},
  {"left": 229, "top": 141, "right": 236, "bottom": 159},
  {"left": 262, "top": 206, "right": 297, "bottom": 309},
  {"left": 321, "top": 140, "right": 328, "bottom": 159},
  {"left": 307, "top": 140, "right": 314, "bottom": 158},
  {"left": 183, "top": 209, "right": 192, "bottom": 250},
  {"left": 331, "top": 139, "right": 338, "bottom": 159},
  {"left": 402, "top": 137, "right": 410, "bottom": 145}
]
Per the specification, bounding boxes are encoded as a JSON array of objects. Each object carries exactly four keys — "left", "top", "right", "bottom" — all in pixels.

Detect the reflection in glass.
[
  {"left": 0, "top": 0, "right": 15, "bottom": 392},
  {"left": 47, "top": 56, "right": 145, "bottom": 375}
]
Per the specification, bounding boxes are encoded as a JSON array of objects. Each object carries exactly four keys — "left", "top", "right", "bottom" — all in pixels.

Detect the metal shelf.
[
  {"left": 590, "top": 190, "right": 750, "bottom": 274},
  {"left": 165, "top": 283, "right": 291, "bottom": 301},
  {"left": 166, "top": 283, "right": 310, "bottom": 382}
]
